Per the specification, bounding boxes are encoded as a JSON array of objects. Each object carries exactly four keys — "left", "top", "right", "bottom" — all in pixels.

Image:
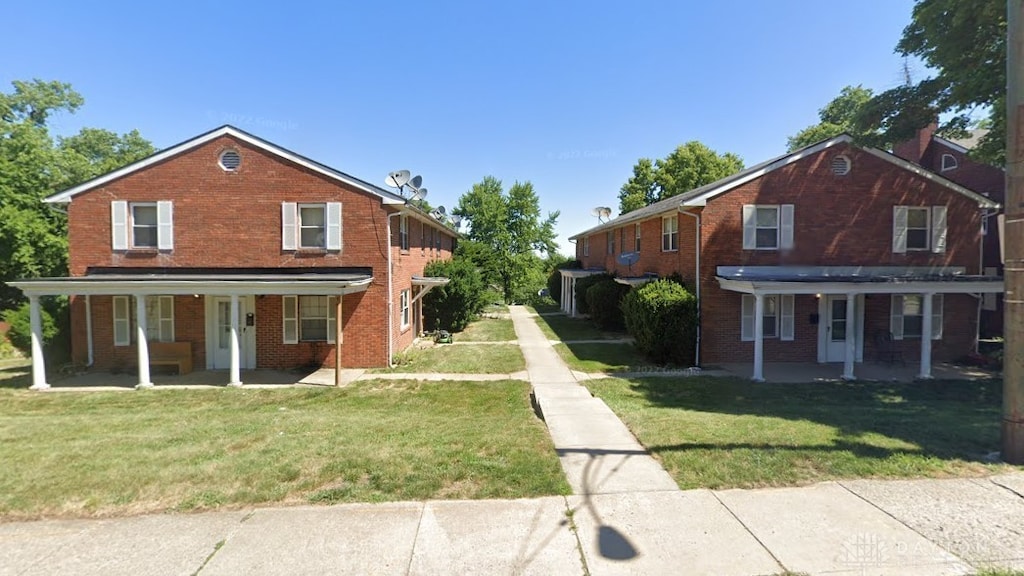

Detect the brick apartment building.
[
  {"left": 12, "top": 126, "right": 455, "bottom": 389},
  {"left": 563, "top": 134, "right": 1003, "bottom": 381}
]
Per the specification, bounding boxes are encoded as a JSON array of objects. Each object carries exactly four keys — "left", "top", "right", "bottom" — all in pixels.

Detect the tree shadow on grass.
[
  {"left": 534, "top": 314, "right": 626, "bottom": 342},
  {"left": 0, "top": 363, "right": 31, "bottom": 389},
  {"left": 623, "top": 376, "right": 1005, "bottom": 465}
]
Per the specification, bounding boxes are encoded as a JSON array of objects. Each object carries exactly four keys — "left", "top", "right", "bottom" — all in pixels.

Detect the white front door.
[
  {"left": 206, "top": 296, "right": 256, "bottom": 369},
  {"left": 822, "top": 295, "right": 864, "bottom": 363}
]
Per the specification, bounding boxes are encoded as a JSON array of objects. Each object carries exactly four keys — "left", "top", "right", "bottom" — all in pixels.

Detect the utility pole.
[{"left": 1004, "top": 0, "right": 1024, "bottom": 464}]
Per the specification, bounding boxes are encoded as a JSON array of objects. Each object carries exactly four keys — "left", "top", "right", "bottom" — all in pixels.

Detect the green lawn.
[
  {"left": 0, "top": 381, "right": 569, "bottom": 519},
  {"left": 533, "top": 313, "right": 626, "bottom": 342},
  {"left": 371, "top": 344, "right": 525, "bottom": 374},
  {"left": 554, "top": 342, "right": 652, "bottom": 373},
  {"left": 0, "top": 358, "right": 31, "bottom": 389},
  {"left": 587, "top": 376, "right": 1013, "bottom": 490},
  {"left": 453, "top": 318, "right": 517, "bottom": 342},
  {"left": 527, "top": 301, "right": 561, "bottom": 314}
]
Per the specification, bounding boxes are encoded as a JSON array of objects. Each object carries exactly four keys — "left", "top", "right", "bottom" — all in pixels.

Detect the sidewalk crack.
[
  {"left": 711, "top": 491, "right": 787, "bottom": 574},
  {"left": 563, "top": 496, "right": 591, "bottom": 576},
  {"left": 404, "top": 502, "right": 427, "bottom": 575}
]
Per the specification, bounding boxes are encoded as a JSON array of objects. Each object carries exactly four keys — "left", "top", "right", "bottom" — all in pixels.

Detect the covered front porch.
[
  {"left": 10, "top": 269, "right": 374, "bottom": 391},
  {"left": 558, "top": 268, "right": 607, "bottom": 318},
  {"left": 716, "top": 266, "right": 1004, "bottom": 382},
  {"left": 718, "top": 361, "right": 998, "bottom": 383}
]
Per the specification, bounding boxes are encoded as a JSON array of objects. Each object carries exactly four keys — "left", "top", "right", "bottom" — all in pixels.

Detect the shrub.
[
  {"left": 2, "top": 302, "right": 57, "bottom": 356},
  {"left": 621, "top": 279, "right": 697, "bottom": 366},
  {"left": 574, "top": 273, "right": 613, "bottom": 316},
  {"left": 422, "top": 257, "right": 487, "bottom": 332},
  {"left": 545, "top": 259, "right": 580, "bottom": 305},
  {"left": 585, "top": 278, "right": 630, "bottom": 331}
]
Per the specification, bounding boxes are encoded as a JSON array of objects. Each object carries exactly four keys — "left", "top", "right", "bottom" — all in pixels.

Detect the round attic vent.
[
  {"left": 219, "top": 150, "right": 241, "bottom": 171},
  {"left": 831, "top": 154, "right": 851, "bottom": 176}
]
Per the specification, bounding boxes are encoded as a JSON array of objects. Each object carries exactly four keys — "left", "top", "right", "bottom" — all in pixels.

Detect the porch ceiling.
[
  {"left": 716, "top": 269, "right": 1003, "bottom": 295},
  {"left": 9, "top": 273, "right": 374, "bottom": 297}
]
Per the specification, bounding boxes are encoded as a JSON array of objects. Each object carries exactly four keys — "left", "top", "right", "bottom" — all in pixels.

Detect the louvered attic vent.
[
  {"left": 831, "top": 155, "right": 851, "bottom": 176},
  {"left": 219, "top": 150, "right": 241, "bottom": 171}
]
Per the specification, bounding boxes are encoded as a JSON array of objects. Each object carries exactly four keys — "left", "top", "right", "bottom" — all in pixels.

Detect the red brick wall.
[
  {"left": 66, "top": 134, "right": 452, "bottom": 370},
  {"left": 699, "top": 143, "right": 984, "bottom": 364},
  {"left": 575, "top": 214, "right": 699, "bottom": 287}
]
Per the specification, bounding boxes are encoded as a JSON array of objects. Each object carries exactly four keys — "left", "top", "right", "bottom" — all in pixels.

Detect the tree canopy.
[
  {"left": 453, "top": 176, "right": 559, "bottom": 303},
  {"left": 0, "top": 79, "right": 156, "bottom": 309},
  {"left": 857, "top": 0, "right": 1006, "bottom": 164},
  {"left": 618, "top": 142, "right": 743, "bottom": 214},
  {"left": 787, "top": 85, "right": 877, "bottom": 151}
]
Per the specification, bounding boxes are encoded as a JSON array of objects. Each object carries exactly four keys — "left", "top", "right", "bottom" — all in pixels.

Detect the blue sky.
[{"left": 2, "top": 0, "right": 919, "bottom": 255}]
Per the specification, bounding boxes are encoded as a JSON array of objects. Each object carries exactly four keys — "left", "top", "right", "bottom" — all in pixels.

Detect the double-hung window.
[
  {"left": 281, "top": 202, "right": 342, "bottom": 251},
  {"left": 635, "top": 223, "right": 641, "bottom": 252},
  {"left": 111, "top": 201, "right": 173, "bottom": 250},
  {"left": 891, "top": 294, "right": 943, "bottom": 340},
  {"left": 662, "top": 216, "right": 678, "bottom": 252},
  {"left": 400, "top": 290, "right": 411, "bottom": 330},
  {"left": 112, "top": 295, "right": 174, "bottom": 346},
  {"left": 740, "top": 294, "right": 794, "bottom": 341},
  {"left": 893, "top": 205, "right": 946, "bottom": 253},
  {"left": 583, "top": 237, "right": 590, "bottom": 257},
  {"left": 282, "top": 295, "right": 337, "bottom": 343},
  {"left": 399, "top": 215, "right": 410, "bottom": 251},
  {"left": 742, "top": 205, "right": 794, "bottom": 250}
]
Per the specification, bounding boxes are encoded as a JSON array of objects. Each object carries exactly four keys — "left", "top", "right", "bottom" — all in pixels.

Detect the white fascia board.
[
  {"left": 9, "top": 277, "right": 375, "bottom": 297},
  {"left": 559, "top": 269, "right": 607, "bottom": 278},
  {"left": 716, "top": 277, "right": 1003, "bottom": 295},
  {"left": 45, "top": 126, "right": 405, "bottom": 206},
  {"left": 932, "top": 136, "right": 971, "bottom": 155}
]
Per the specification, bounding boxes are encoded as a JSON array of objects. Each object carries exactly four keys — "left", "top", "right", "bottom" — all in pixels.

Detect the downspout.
[
  {"left": 386, "top": 211, "right": 402, "bottom": 368},
  {"left": 678, "top": 208, "right": 701, "bottom": 366},
  {"left": 85, "top": 295, "right": 94, "bottom": 367}
]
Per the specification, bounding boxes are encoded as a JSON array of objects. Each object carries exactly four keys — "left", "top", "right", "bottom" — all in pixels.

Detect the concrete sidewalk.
[{"left": 3, "top": 474, "right": 1022, "bottom": 575}]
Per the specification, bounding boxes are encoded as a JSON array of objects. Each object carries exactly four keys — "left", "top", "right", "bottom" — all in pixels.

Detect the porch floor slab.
[
  {"left": 41, "top": 368, "right": 366, "bottom": 389},
  {"left": 718, "top": 361, "right": 997, "bottom": 383}
]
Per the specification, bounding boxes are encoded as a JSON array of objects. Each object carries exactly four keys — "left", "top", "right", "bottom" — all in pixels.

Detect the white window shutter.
[
  {"left": 327, "top": 296, "right": 337, "bottom": 344},
  {"left": 159, "top": 296, "right": 174, "bottom": 342},
  {"left": 890, "top": 295, "right": 904, "bottom": 340},
  {"left": 931, "top": 205, "right": 947, "bottom": 253},
  {"left": 282, "top": 296, "right": 298, "bottom": 344},
  {"left": 326, "top": 202, "right": 342, "bottom": 251},
  {"left": 282, "top": 202, "right": 297, "bottom": 251},
  {"left": 742, "top": 205, "right": 756, "bottom": 250},
  {"left": 893, "top": 206, "right": 908, "bottom": 253},
  {"left": 741, "top": 294, "right": 755, "bottom": 341},
  {"left": 780, "top": 294, "right": 795, "bottom": 341},
  {"left": 113, "top": 296, "right": 131, "bottom": 346},
  {"left": 157, "top": 201, "right": 174, "bottom": 250},
  {"left": 932, "top": 294, "right": 944, "bottom": 340},
  {"left": 780, "top": 205, "right": 794, "bottom": 249},
  {"left": 111, "top": 201, "right": 129, "bottom": 250}
]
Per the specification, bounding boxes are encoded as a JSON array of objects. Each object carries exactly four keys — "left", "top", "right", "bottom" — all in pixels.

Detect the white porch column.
[
  {"left": 752, "top": 294, "right": 765, "bottom": 382},
  {"left": 919, "top": 292, "right": 934, "bottom": 379},
  {"left": 228, "top": 294, "right": 242, "bottom": 387},
  {"left": 842, "top": 293, "right": 857, "bottom": 380},
  {"left": 135, "top": 294, "right": 153, "bottom": 389},
  {"left": 562, "top": 276, "right": 569, "bottom": 313},
  {"left": 570, "top": 278, "right": 577, "bottom": 318},
  {"left": 28, "top": 295, "right": 49, "bottom": 390}
]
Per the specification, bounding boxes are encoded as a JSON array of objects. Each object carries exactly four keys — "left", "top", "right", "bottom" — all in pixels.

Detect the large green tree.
[
  {"left": 0, "top": 79, "right": 156, "bottom": 309},
  {"left": 787, "top": 85, "right": 878, "bottom": 151},
  {"left": 453, "top": 176, "right": 559, "bottom": 303},
  {"left": 618, "top": 142, "right": 743, "bottom": 214},
  {"left": 857, "top": 0, "right": 1006, "bottom": 164}
]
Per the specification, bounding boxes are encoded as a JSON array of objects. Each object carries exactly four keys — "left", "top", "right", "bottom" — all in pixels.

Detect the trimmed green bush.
[
  {"left": 585, "top": 278, "right": 630, "bottom": 331},
  {"left": 621, "top": 279, "right": 697, "bottom": 365},
  {"left": 2, "top": 302, "right": 57, "bottom": 355},
  {"left": 574, "top": 273, "right": 613, "bottom": 316},
  {"left": 422, "top": 257, "right": 487, "bottom": 332}
]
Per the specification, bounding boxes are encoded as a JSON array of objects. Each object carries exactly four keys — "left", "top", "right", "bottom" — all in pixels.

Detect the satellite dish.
[
  {"left": 430, "top": 209, "right": 442, "bottom": 219},
  {"left": 385, "top": 170, "right": 411, "bottom": 188},
  {"left": 591, "top": 207, "right": 601, "bottom": 217},
  {"left": 616, "top": 251, "right": 640, "bottom": 268},
  {"left": 436, "top": 205, "right": 446, "bottom": 215},
  {"left": 451, "top": 215, "right": 462, "bottom": 226},
  {"left": 599, "top": 207, "right": 612, "bottom": 219},
  {"left": 416, "top": 188, "right": 427, "bottom": 201},
  {"left": 409, "top": 175, "right": 423, "bottom": 190}
]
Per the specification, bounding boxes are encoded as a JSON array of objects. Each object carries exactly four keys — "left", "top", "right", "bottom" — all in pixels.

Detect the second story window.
[
  {"left": 662, "top": 215, "right": 678, "bottom": 252},
  {"left": 111, "top": 200, "right": 173, "bottom": 251},
  {"left": 399, "top": 215, "right": 410, "bottom": 251},
  {"left": 635, "top": 223, "right": 641, "bottom": 252},
  {"left": 742, "top": 204, "right": 794, "bottom": 250},
  {"left": 583, "top": 237, "right": 589, "bottom": 257},
  {"left": 893, "top": 205, "right": 946, "bottom": 254},
  {"left": 282, "top": 202, "right": 342, "bottom": 251},
  {"left": 607, "top": 231, "right": 614, "bottom": 255}
]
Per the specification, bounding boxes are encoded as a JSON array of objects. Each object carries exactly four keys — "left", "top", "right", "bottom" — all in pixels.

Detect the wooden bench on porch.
[{"left": 149, "top": 342, "right": 193, "bottom": 375}]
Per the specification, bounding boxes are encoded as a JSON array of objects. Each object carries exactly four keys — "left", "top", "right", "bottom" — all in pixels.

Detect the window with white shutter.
[
  {"left": 157, "top": 201, "right": 173, "bottom": 250},
  {"left": 931, "top": 206, "right": 947, "bottom": 253},
  {"left": 743, "top": 205, "right": 790, "bottom": 250},
  {"left": 891, "top": 294, "right": 943, "bottom": 340},
  {"left": 112, "top": 295, "right": 174, "bottom": 344},
  {"left": 741, "top": 294, "right": 788, "bottom": 341},
  {"left": 111, "top": 201, "right": 129, "bottom": 250},
  {"left": 282, "top": 295, "right": 298, "bottom": 344},
  {"left": 282, "top": 203, "right": 297, "bottom": 251},
  {"left": 113, "top": 296, "right": 131, "bottom": 346}
]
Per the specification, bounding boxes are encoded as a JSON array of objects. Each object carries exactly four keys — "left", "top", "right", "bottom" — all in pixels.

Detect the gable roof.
[
  {"left": 569, "top": 134, "right": 999, "bottom": 240},
  {"left": 44, "top": 125, "right": 407, "bottom": 205}
]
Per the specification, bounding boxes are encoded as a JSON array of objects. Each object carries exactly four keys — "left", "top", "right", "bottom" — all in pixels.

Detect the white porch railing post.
[
  {"left": 752, "top": 294, "right": 765, "bottom": 381},
  {"left": 570, "top": 278, "right": 577, "bottom": 317},
  {"left": 28, "top": 295, "right": 49, "bottom": 390},
  {"left": 135, "top": 294, "right": 153, "bottom": 389},
  {"left": 842, "top": 293, "right": 857, "bottom": 380},
  {"left": 228, "top": 294, "right": 242, "bottom": 387},
  {"left": 919, "top": 293, "right": 934, "bottom": 379}
]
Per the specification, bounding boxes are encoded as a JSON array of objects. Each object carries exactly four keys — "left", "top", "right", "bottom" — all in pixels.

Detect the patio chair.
[{"left": 874, "top": 331, "right": 905, "bottom": 365}]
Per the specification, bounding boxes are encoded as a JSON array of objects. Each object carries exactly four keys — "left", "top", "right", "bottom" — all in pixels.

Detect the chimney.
[{"left": 893, "top": 121, "right": 938, "bottom": 165}]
